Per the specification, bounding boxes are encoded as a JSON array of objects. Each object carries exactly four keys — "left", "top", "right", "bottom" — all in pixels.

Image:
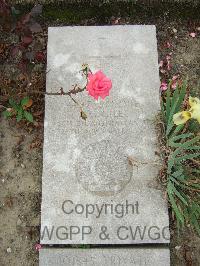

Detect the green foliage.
[
  {"left": 2, "top": 97, "right": 33, "bottom": 123},
  {"left": 161, "top": 80, "right": 187, "bottom": 136},
  {"left": 161, "top": 81, "right": 200, "bottom": 235}
]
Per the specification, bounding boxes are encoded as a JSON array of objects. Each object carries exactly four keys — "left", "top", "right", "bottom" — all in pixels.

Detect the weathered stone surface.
[
  {"left": 41, "top": 26, "right": 169, "bottom": 244},
  {"left": 39, "top": 248, "right": 170, "bottom": 266},
  {"left": 46, "top": 26, "right": 160, "bottom": 94}
]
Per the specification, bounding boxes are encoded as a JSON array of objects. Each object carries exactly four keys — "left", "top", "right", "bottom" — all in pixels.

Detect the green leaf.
[
  {"left": 16, "top": 108, "right": 23, "bottom": 122},
  {"left": 189, "top": 120, "right": 200, "bottom": 134},
  {"left": 170, "top": 133, "right": 194, "bottom": 143},
  {"left": 166, "top": 98, "right": 180, "bottom": 136},
  {"left": 192, "top": 203, "right": 200, "bottom": 215},
  {"left": 9, "top": 98, "right": 16, "bottom": 107},
  {"left": 190, "top": 183, "right": 200, "bottom": 189},
  {"left": 171, "top": 140, "right": 200, "bottom": 159},
  {"left": 170, "top": 176, "right": 180, "bottom": 185},
  {"left": 175, "top": 153, "right": 200, "bottom": 163},
  {"left": 2, "top": 110, "right": 12, "bottom": 118},
  {"left": 186, "top": 146, "right": 200, "bottom": 151},
  {"left": 23, "top": 111, "right": 33, "bottom": 122},
  {"left": 191, "top": 216, "right": 200, "bottom": 235},
  {"left": 189, "top": 204, "right": 200, "bottom": 235},
  {"left": 170, "top": 135, "right": 199, "bottom": 150},
  {"left": 174, "top": 81, "right": 187, "bottom": 114},
  {"left": 21, "top": 97, "right": 30, "bottom": 106},
  {"left": 188, "top": 136, "right": 200, "bottom": 145},
  {"left": 173, "top": 174, "right": 186, "bottom": 182},
  {"left": 9, "top": 98, "right": 19, "bottom": 111},
  {"left": 167, "top": 187, "right": 185, "bottom": 225},
  {"left": 170, "top": 124, "right": 185, "bottom": 138},
  {"left": 169, "top": 181, "right": 188, "bottom": 206},
  {"left": 172, "top": 168, "right": 184, "bottom": 178},
  {"left": 167, "top": 157, "right": 175, "bottom": 174},
  {"left": 172, "top": 167, "right": 187, "bottom": 182},
  {"left": 166, "top": 81, "right": 187, "bottom": 136},
  {"left": 16, "top": 114, "right": 22, "bottom": 122},
  {"left": 165, "top": 85, "right": 171, "bottom": 124},
  {"left": 171, "top": 85, "right": 179, "bottom": 112},
  {"left": 191, "top": 169, "right": 200, "bottom": 174},
  {"left": 161, "top": 99, "right": 166, "bottom": 123}
]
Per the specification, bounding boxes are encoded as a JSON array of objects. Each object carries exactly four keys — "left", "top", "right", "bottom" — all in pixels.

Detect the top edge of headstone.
[
  {"left": 48, "top": 25, "right": 156, "bottom": 30},
  {"left": 46, "top": 25, "right": 159, "bottom": 94}
]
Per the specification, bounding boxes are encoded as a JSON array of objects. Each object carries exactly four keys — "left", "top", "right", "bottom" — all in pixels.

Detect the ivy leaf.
[{"left": 24, "top": 111, "right": 33, "bottom": 123}]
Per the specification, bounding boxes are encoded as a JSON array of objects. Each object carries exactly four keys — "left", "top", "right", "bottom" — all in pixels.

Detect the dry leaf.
[{"left": 80, "top": 110, "right": 87, "bottom": 121}]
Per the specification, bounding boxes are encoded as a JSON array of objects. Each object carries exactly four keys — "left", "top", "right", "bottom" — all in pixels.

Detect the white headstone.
[{"left": 41, "top": 26, "right": 169, "bottom": 244}]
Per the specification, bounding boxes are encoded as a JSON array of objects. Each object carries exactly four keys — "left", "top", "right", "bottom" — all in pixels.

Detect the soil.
[
  {"left": 0, "top": 119, "right": 42, "bottom": 266},
  {"left": 0, "top": 2, "right": 199, "bottom": 266}
]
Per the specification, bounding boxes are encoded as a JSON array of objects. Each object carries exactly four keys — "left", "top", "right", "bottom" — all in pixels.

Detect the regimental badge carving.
[{"left": 76, "top": 140, "right": 132, "bottom": 196}]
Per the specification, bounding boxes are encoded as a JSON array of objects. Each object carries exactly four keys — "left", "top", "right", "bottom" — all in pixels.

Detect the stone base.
[{"left": 39, "top": 247, "right": 170, "bottom": 266}]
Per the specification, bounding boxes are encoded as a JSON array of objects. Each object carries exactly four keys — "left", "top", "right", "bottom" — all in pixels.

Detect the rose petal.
[{"left": 86, "top": 70, "right": 112, "bottom": 100}]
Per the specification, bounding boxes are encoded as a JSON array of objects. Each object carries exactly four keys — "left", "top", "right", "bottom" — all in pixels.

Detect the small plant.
[
  {"left": 161, "top": 81, "right": 200, "bottom": 235},
  {"left": 2, "top": 97, "right": 33, "bottom": 123}
]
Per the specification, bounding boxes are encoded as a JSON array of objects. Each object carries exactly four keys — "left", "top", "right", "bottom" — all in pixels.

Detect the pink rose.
[{"left": 86, "top": 70, "right": 112, "bottom": 100}]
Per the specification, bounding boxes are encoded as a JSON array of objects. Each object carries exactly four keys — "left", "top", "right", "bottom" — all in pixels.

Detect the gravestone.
[
  {"left": 39, "top": 248, "right": 170, "bottom": 266},
  {"left": 40, "top": 26, "right": 170, "bottom": 245},
  {"left": 40, "top": 25, "right": 170, "bottom": 266}
]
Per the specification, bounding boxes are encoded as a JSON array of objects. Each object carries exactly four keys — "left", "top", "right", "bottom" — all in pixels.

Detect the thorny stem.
[{"left": 1, "top": 65, "right": 91, "bottom": 120}]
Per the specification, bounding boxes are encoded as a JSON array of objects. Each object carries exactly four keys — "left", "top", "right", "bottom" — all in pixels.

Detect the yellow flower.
[
  {"left": 189, "top": 96, "right": 200, "bottom": 107},
  {"left": 173, "top": 111, "right": 191, "bottom": 125},
  {"left": 173, "top": 96, "right": 200, "bottom": 125},
  {"left": 189, "top": 102, "right": 200, "bottom": 124}
]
